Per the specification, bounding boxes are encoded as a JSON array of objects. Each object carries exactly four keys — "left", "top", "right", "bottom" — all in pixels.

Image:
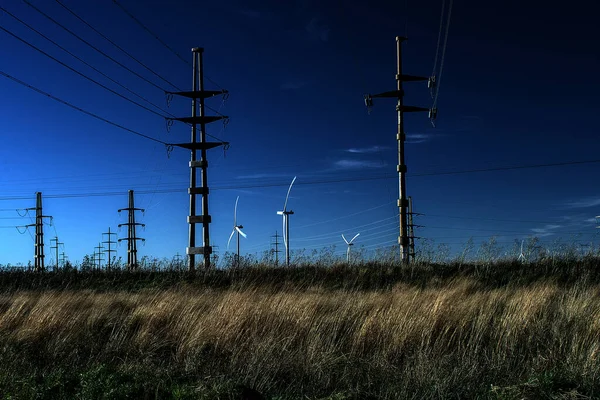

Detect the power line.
[
  {"left": 422, "top": 213, "right": 567, "bottom": 225},
  {"left": 112, "top": 0, "right": 190, "bottom": 67},
  {"left": 23, "top": 0, "right": 166, "bottom": 92},
  {"left": 0, "top": 23, "right": 168, "bottom": 119},
  {"left": 0, "top": 69, "right": 168, "bottom": 146},
  {"left": 2, "top": 10, "right": 226, "bottom": 143},
  {"left": 0, "top": 152, "right": 599, "bottom": 201},
  {"left": 111, "top": 0, "right": 224, "bottom": 90},
  {"left": 55, "top": 0, "right": 181, "bottom": 91},
  {"left": 0, "top": 6, "right": 171, "bottom": 117}
]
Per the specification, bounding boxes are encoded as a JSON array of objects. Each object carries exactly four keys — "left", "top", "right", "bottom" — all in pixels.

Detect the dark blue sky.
[{"left": 1, "top": 0, "right": 599, "bottom": 265}]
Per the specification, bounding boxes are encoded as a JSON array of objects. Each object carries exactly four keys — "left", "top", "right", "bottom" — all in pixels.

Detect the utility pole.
[
  {"left": 364, "top": 37, "right": 434, "bottom": 264},
  {"left": 50, "top": 236, "right": 63, "bottom": 272},
  {"left": 102, "top": 227, "right": 117, "bottom": 271},
  {"left": 94, "top": 242, "right": 104, "bottom": 271},
  {"left": 118, "top": 190, "right": 145, "bottom": 271},
  {"left": 271, "top": 231, "right": 282, "bottom": 266},
  {"left": 167, "top": 48, "right": 229, "bottom": 273}
]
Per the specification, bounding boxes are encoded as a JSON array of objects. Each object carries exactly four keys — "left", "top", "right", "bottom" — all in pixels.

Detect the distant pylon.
[
  {"left": 102, "top": 227, "right": 117, "bottom": 271},
  {"left": 271, "top": 231, "right": 282, "bottom": 266},
  {"left": 23, "top": 192, "right": 53, "bottom": 272},
  {"left": 118, "top": 190, "right": 145, "bottom": 270},
  {"left": 50, "top": 236, "right": 63, "bottom": 272},
  {"left": 94, "top": 242, "right": 104, "bottom": 271}
]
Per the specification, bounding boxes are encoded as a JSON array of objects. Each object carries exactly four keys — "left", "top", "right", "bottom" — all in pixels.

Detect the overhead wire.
[
  {"left": 111, "top": 0, "right": 224, "bottom": 90},
  {"left": 0, "top": 69, "right": 168, "bottom": 146},
  {"left": 55, "top": 0, "right": 180, "bottom": 91},
  {"left": 14, "top": 0, "right": 230, "bottom": 142},
  {"left": 431, "top": 0, "right": 453, "bottom": 109},
  {"left": 23, "top": 0, "right": 167, "bottom": 92},
  {"left": 52, "top": 0, "right": 229, "bottom": 120},
  {"left": 0, "top": 6, "right": 171, "bottom": 117},
  {"left": 0, "top": 24, "right": 169, "bottom": 119}
]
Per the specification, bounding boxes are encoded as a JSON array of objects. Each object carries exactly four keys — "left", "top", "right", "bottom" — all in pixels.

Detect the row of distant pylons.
[{"left": 22, "top": 190, "right": 143, "bottom": 272}]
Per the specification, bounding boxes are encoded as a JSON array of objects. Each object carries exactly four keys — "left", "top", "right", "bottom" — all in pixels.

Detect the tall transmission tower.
[
  {"left": 94, "top": 242, "right": 104, "bottom": 271},
  {"left": 23, "top": 192, "right": 53, "bottom": 272},
  {"left": 50, "top": 236, "right": 63, "bottom": 272},
  {"left": 102, "top": 227, "right": 117, "bottom": 271},
  {"left": 118, "top": 190, "right": 145, "bottom": 270},
  {"left": 167, "top": 47, "right": 229, "bottom": 273},
  {"left": 364, "top": 37, "right": 434, "bottom": 264},
  {"left": 271, "top": 231, "right": 282, "bottom": 266}
]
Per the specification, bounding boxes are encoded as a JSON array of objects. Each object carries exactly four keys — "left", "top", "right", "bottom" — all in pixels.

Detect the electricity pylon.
[
  {"left": 364, "top": 37, "right": 434, "bottom": 264},
  {"left": 167, "top": 47, "right": 229, "bottom": 273},
  {"left": 118, "top": 190, "right": 145, "bottom": 270}
]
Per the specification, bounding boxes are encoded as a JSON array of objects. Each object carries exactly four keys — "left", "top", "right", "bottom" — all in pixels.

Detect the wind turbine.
[
  {"left": 342, "top": 233, "right": 360, "bottom": 263},
  {"left": 518, "top": 239, "right": 526, "bottom": 263},
  {"left": 277, "top": 176, "right": 297, "bottom": 266},
  {"left": 227, "top": 196, "right": 247, "bottom": 268}
]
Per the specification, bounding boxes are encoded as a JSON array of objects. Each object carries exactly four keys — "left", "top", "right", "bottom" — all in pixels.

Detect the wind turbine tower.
[
  {"left": 277, "top": 176, "right": 297, "bottom": 267},
  {"left": 518, "top": 240, "right": 526, "bottom": 263},
  {"left": 227, "top": 196, "right": 247, "bottom": 268},
  {"left": 342, "top": 233, "right": 360, "bottom": 263}
]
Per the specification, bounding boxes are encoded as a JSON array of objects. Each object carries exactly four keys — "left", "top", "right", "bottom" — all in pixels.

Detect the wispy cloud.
[
  {"left": 333, "top": 159, "right": 385, "bottom": 170},
  {"left": 565, "top": 196, "right": 600, "bottom": 209},
  {"left": 406, "top": 133, "right": 437, "bottom": 144},
  {"left": 236, "top": 173, "right": 291, "bottom": 180},
  {"left": 531, "top": 224, "right": 562, "bottom": 237},
  {"left": 346, "top": 145, "right": 390, "bottom": 154},
  {"left": 280, "top": 81, "right": 306, "bottom": 90},
  {"left": 305, "top": 17, "right": 330, "bottom": 42}
]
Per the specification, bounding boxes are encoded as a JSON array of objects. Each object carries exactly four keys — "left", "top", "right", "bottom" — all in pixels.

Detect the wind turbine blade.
[
  {"left": 234, "top": 196, "right": 239, "bottom": 226},
  {"left": 350, "top": 233, "right": 360, "bottom": 243},
  {"left": 342, "top": 234, "right": 349, "bottom": 245},
  {"left": 283, "top": 176, "right": 297, "bottom": 211},
  {"left": 227, "top": 229, "right": 236, "bottom": 249},
  {"left": 235, "top": 226, "right": 247, "bottom": 238}
]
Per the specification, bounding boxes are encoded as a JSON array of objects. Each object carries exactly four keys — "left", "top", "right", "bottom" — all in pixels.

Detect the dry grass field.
[{"left": 0, "top": 263, "right": 599, "bottom": 398}]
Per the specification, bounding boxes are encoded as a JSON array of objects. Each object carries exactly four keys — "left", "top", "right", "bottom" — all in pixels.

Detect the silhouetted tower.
[
  {"left": 118, "top": 190, "right": 145, "bottom": 270},
  {"left": 168, "top": 48, "right": 229, "bottom": 273},
  {"left": 271, "top": 231, "right": 282, "bottom": 266},
  {"left": 50, "top": 236, "right": 63, "bottom": 272},
  {"left": 102, "top": 227, "right": 117, "bottom": 271},
  {"left": 364, "top": 37, "right": 433, "bottom": 264},
  {"left": 24, "top": 192, "right": 53, "bottom": 272},
  {"left": 94, "top": 242, "right": 104, "bottom": 271}
]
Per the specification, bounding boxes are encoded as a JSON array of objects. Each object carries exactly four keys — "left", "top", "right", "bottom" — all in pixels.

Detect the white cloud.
[
  {"left": 565, "top": 197, "right": 600, "bottom": 209},
  {"left": 346, "top": 145, "right": 390, "bottom": 154},
  {"left": 531, "top": 224, "right": 562, "bottom": 237},
  {"left": 236, "top": 173, "right": 290, "bottom": 180},
  {"left": 406, "top": 133, "right": 436, "bottom": 144},
  {"left": 333, "top": 159, "right": 384, "bottom": 170}
]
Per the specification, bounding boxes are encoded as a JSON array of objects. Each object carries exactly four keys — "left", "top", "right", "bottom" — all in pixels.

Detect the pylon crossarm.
[
  {"left": 396, "top": 105, "right": 430, "bottom": 112},
  {"left": 168, "top": 116, "right": 227, "bottom": 124},
  {"left": 167, "top": 89, "right": 228, "bottom": 99},
  {"left": 397, "top": 74, "right": 429, "bottom": 82},
  {"left": 172, "top": 142, "right": 229, "bottom": 151}
]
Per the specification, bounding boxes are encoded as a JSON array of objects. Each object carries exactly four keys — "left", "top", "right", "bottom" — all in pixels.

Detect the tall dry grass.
[{"left": 0, "top": 278, "right": 599, "bottom": 398}]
